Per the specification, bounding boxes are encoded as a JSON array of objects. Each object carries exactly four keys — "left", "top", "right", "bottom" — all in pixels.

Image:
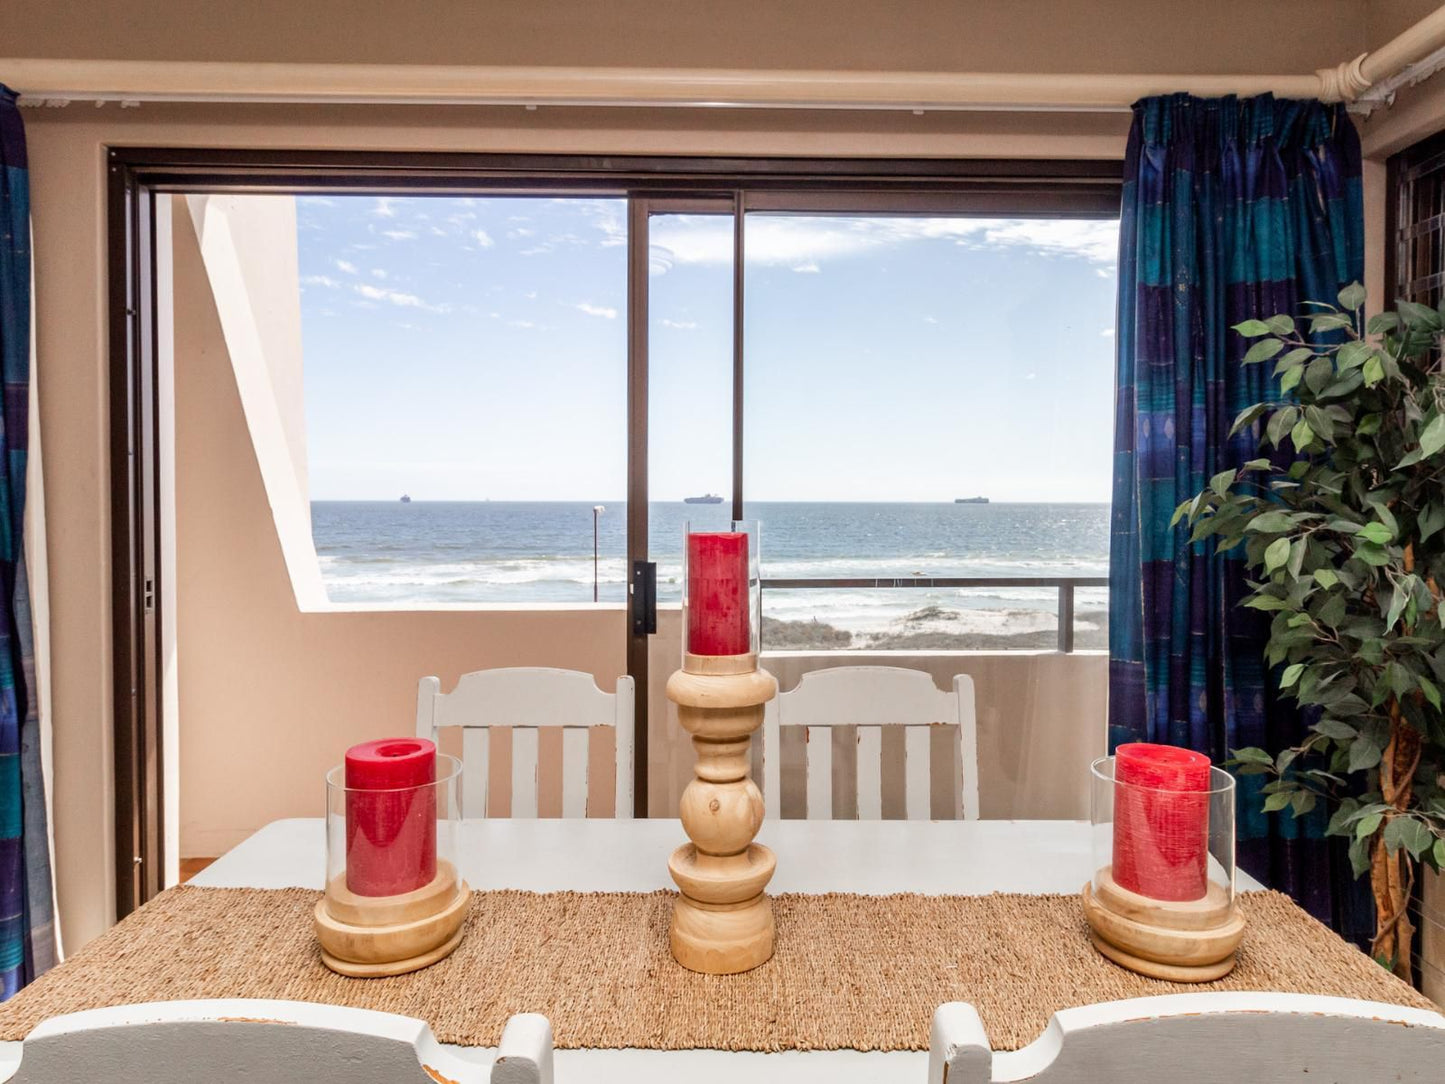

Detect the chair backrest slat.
[
  {"left": 855, "top": 725, "right": 882, "bottom": 819},
  {"left": 561, "top": 725, "right": 589, "bottom": 818},
  {"left": 461, "top": 727, "right": 489, "bottom": 819},
  {"left": 805, "top": 726, "right": 833, "bottom": 819},
  {"left": 415, "top": 668, "right": 634, "bottom": 819},
  {"left": 904, "top": 724, "right": 931, "bottom": 820},
  {"left": 764, "top": 667, "right": 978, "bottom": 821}
]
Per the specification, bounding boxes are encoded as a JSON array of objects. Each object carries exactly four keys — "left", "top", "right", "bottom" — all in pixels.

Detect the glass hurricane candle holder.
[
  {"left": 316, "top": 750, "right": 468, "bottom": 977},
  {"left": 1082, "top": 747, "right": 1244, "bottom": 981},
  {"left": 682, "top": 519, "right": 761, "bottom": 662}
]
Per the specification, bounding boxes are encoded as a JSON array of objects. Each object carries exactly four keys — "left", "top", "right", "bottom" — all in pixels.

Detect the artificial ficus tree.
[{"left": 1178, "top": 282, "right": 1445, "bottom": 981}]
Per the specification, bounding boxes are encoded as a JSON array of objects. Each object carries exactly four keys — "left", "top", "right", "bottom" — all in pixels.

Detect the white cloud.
[
  {"left": 372, "top": 197, "right": 398, "bottom": 218},
  {"left": 508, "top": 319, "right": 538, "bottom": 329},
  {"left": 660, "top": 318, "right": 698, "bottom": 330},
  {"left": 792, "top": 261, "right": 821, "bottom": 274},
  {"left": 647, "top": 214, "right": 1119, "bottom": 274},
  {"left": 302, "top": 274, "right": 341, "bottom": 288},
  {"left": 473, "top": 229, "right": 495, "bottom": 248},
  {"left": 508, "top": 227, "right": 535, "bottom": 239},
  {"left": 334, "top": 258, "right": 358, "bottom": 275},
  {"left": 371, "top": 269, "right": 387, "bottom": 280},
  {"left": 575, "top": 302, "right": 618, "bottom": 319},
  {"left": 353, "top": 283, "right": 450, "bottom": 314},
  {"left": 1100, "top": 328, "right": 1115, "bottom": 338},
  {"left": 923, "top": 315, "right": 939, "bottom": 324},
  {"left": 382, "top": 229, "right": 417, "bottom": 241}
]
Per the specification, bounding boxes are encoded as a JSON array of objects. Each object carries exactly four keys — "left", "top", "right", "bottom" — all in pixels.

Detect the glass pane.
[
  {"left": 742, "top": 213, "right": 1117, "bottom": 650},
  {"left": 646, "top": 213, "right": 736, "bottom": 601},
  {"left": 294, "top": 195, "right": 629, "bottom": 604}
]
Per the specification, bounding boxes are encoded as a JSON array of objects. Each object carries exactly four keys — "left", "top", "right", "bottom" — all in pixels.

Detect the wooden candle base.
[
  {"left": 1082, "top": 867, "right": 1245, "bottom": 983},
  {"left": 666, "top": 653, "right": 778, "bottom": 975},
  {"left": 314, "top": 870, "right": 469, "bottom": 978}
]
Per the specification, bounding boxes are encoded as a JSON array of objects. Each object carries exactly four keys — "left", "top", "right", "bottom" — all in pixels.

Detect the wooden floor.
[{"left": 179, "top": 858, "right": 216, "bottom": 884}]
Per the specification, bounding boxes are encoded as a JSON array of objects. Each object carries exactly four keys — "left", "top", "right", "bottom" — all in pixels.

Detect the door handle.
[{"left": 631, "top": 560, "right": 657, "bottom": 636}]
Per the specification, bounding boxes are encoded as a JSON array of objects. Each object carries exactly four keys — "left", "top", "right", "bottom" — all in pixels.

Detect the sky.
[{"left": 295, "top": 196, "right": 1119, "bottom": 502}]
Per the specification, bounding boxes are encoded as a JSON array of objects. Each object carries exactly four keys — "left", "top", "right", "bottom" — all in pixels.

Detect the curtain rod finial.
[{"left": 1317, "top": 53, "right": 1372, "bottom": 103}]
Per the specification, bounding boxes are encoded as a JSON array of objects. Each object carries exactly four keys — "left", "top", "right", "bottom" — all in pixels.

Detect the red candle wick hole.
[{"left": 376, "top": 742, "right": 422, "bottom": 758}]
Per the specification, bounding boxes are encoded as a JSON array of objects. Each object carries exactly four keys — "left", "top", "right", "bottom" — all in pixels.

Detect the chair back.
[
  {"left": 416, "top": 667, "right": 634, "bottom": 819},
  {"left": 929, "top": 993, "right": 1445, "bottom": 1083},
  {"left": 6, "top": 1000, "right": 552, "bottom": 1084},
  {"left": 762, "top": 666, "right": 978, "bottom": 820}
]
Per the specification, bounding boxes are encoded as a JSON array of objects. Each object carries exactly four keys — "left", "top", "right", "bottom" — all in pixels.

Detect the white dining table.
[{"left": 185, "top": 817, "right": 1265, "bottom": 1083}]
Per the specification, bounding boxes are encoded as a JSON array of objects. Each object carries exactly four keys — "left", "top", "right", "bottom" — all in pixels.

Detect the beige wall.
[{"left": 7, "top": 1, "right": 1367, "bottom": 76}]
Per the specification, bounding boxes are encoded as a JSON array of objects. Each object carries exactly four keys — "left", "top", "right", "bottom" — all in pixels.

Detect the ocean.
[{"left": 311, "top": 501, "right": 1110, "bottom": 649}]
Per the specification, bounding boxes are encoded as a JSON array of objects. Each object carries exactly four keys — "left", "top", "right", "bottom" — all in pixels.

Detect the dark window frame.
[{"left": 108, "top": 147, "right": 1122, "bottom": 915}]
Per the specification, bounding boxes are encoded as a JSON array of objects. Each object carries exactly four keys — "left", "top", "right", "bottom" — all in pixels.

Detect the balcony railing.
[{"left": 759, "top": 576, "right": 1108, "bottom": 653}]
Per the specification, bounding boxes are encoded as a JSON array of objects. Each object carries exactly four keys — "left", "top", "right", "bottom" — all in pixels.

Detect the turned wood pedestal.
[
  {"left": 1082, "top": 866, "right": 1245, "bottom": 982},
  {"left": 314, "top": 860, "right": 470, "bottom": 978},
  {"left": 667, "top": 653, "right": 778, "bottom": 975}
]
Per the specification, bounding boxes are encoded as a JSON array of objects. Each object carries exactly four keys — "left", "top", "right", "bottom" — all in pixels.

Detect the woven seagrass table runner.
[{"left": 0, "top": 887, "right": 1432, "bottom": 1052}]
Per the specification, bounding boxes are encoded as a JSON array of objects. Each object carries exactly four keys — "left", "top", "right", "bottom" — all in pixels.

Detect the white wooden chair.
[
  {"left": 762, "top": 667, "right": 978, "bottom": 820},
  {"left": 416, "top": 668, "right": 634, "bottom": 819},
  {"left": 0, "top": 1001, "right": 552, "bottom": 1084},
  {"left": 928, "top": 993, "right": 1445, "bottom": 1082}
]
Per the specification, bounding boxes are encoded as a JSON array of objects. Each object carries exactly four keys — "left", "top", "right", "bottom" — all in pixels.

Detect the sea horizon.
[{"left": 309, "top": 499, "right": 1111, "bottom": 651}]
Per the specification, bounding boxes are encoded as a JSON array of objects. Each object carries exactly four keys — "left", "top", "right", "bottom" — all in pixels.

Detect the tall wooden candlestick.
[{"left": 666, "top": 652, "right": 778, "bottom": 975}]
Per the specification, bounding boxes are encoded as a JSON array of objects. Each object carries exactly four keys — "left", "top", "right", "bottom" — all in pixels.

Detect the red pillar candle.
[
  {"left": 344, "top": 737, "right": 437, "bottom": 897},
  {"left": 1112, "top": 742, "right": 1212, "bottom": 902},
  {"left": 686, "top": 531, "right": 751, "bottom": 656}
]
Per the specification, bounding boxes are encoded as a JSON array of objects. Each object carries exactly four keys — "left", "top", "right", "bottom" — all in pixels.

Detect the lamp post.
[{"left": 592, "top": 505, "right": 605, "bottom": 602}]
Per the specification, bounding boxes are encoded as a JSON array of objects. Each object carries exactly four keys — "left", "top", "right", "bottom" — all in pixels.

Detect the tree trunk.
[{"left": 1371, "top": 699, "right": 1421, "bottom": 981}]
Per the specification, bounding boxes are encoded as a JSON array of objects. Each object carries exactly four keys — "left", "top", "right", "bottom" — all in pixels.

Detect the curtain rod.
[{"left": 4, "top": 7, "right": 1444, "bottom": 115}]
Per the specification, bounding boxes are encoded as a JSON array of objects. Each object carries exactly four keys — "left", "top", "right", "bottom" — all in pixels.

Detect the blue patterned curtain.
[
  {"left": 0, "top": 85, "right": 55, "bottom": 998},
  {"left": 1108, "top": 94, "right": 1367, "bottom": 938}
]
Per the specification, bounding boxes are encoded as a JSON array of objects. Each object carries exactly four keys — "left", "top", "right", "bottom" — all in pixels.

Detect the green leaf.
[
  {"left": 1267, "top": 406, "right": 1299, "bottom": 448},
  {"left": 1305, "top": 357, "right": 1335, "bottom": 395},
  {"left": 1279, "top": 366, "right": 1303, "bottom": 394},
  {"left": 1349, "top": 835, "right": 1372, "bottom": 877},
  {"left": 1266, "top": 313, "right": 1297, "bottom": 335},
  {"left": 1420, "top": 414, "right": 1445, "bottom": 459},
  {"left": 1336, "top": 340, "right": 1373, "bottom": 370},
  {"left": 1384, "top": 816, "right": 1435, "bottom": 858},
  {"left": 1363, "top": 355, "right": 1385, "bottom": 387},
  {"left": 1314, "top": 718, "right": 1357, "bottom": 740},
  {"left": 1228, "top": 403, "right": 1267, "bottom": 438},
  {"left": 1244, "top": 511, "right": 1295, "bottom": 533},
  {"left": 1358, "top": 521, "right": 1394, "bottom": 545},
  {"left": 1243, "top": 338, "right": 1285, "bottom": 364},
  {"left": 1421, "top": 503, "right": 1445, "bottom": 543},
  {"left": 1311, "top": 312, "right": 1355, "bottom": 334},
  {"left": 1264, "top": 536, "right": 1291, "bottom": 573},
  {"left": 1291, "top": 417, "right": 1314, "bottom": 451},
  {"left": 1232, "top": 747, "right": 1274, "bottom": 766},
  {"left": 1367, "top": 311, "right": 1401, "bottom": 335},
  {"left": 1233, "top": 319, "right": 1273, "bottom": 338},
  {"left": 1386, "top": 581, "right": 1410, "bottom": 630},
  {"left": 1280, "top": 662, "right": 1305, "bottom": 689},
  {"left": 1358, "top": 413, "right": 1382, "bottom": 436},
  {"left": 1314, "top": 568, "right": 1339, "bottom": 589},
  {"left": 1420, "top": 674, "right": 1442, "bottom": 712},
  {"left": 1337, "top": 282, "right": 1367, "bottom": 311},
  {"left": 1356, "top": 811, "right": 1385, "bottom": 839},
  {"left": 1274, "top": 347, "right": 1314, "bottom": 374},
  {"left": 1209, "top": 468, "right": 1236, "bottom": 497},
  {"left": 1435, "top": 838, "right": 1445, "bottom": 871},
  {"left": 1262, "top": 791, "right": 1292, "bottom": 813},
  {"left": 1398, "top": 299, "right": 1443, "bottom": 329},
  {"left": 1349, "top": 739, "right": 1384, "bottom": 772},
  {"left": 1244, "top": 594, "right": 1291, "bottom": 611}
]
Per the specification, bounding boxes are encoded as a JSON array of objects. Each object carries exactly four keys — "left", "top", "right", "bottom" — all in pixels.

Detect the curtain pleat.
[
  {"left": 0, "top": 84, "right": 55, "bottom": 998},
  {"left": 1108, "top": 94, "right": 1370, "bottom": 943}
]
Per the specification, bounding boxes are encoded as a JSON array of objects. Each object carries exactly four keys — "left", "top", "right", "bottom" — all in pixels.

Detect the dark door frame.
[{"left": 106, "top": 147, "right": 1121, "bottom": 912}]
